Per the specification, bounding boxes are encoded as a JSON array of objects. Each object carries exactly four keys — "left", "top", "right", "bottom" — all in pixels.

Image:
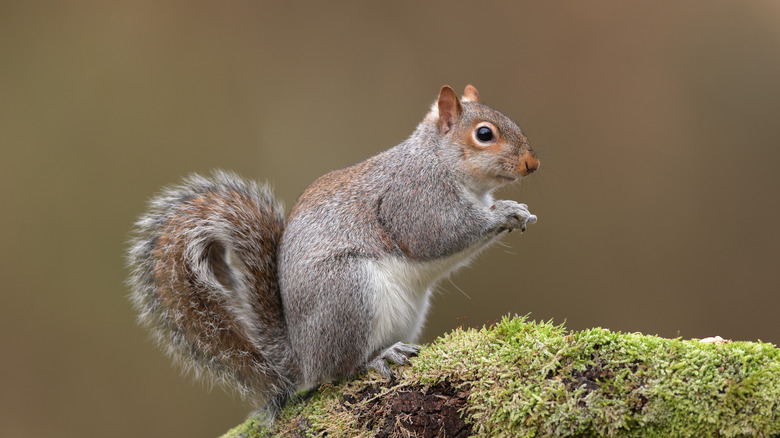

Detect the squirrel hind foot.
[{"left": 367, "top": 342, "right": 421, "bottom": 377}]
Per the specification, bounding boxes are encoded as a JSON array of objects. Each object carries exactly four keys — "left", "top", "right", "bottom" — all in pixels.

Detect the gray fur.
[{"left": 126, "top": 86, "right": 539, "bottom": 418}]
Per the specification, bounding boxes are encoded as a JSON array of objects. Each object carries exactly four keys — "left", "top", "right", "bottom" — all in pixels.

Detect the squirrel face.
[{"left": 436, "top": 85, "right": 540, "bottom": 192}]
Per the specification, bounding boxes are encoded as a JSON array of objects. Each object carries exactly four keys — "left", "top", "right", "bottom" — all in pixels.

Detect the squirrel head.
[{"left": 430, "top": 85, "right": 540, "bottom": 193}]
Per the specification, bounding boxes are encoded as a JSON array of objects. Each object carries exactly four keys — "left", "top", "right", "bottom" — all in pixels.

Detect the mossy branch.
[{"left": 223, "top": 316, "right": 780, "bottom": 437}]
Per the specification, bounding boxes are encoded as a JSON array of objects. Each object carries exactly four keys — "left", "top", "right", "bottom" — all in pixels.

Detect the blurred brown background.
[{"left": 2, "top": 1, "right": 779, "bottom": 437}]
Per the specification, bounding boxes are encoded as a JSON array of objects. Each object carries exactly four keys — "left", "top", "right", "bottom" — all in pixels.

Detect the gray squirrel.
[{"left": 126, "top": 85, "right": 540, "bottom": 417}]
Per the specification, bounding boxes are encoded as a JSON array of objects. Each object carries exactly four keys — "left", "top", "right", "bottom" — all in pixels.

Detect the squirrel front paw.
[{"left": 491, "top": 200, "right": 537, "bottom": 233}]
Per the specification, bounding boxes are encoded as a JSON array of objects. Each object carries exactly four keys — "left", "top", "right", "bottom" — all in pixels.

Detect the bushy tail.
[{"left": 127, "top": 170, "right": 298, "bottom": 414}]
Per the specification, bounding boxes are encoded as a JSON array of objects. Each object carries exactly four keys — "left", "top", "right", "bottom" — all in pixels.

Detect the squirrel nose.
[{"left": 520, "top": 150, "right": 540, "bottom": 176}]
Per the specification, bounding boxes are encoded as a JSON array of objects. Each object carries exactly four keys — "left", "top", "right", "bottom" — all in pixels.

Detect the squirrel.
[{"left": 126, "top": 84, "right": 540, "bottom": 418}]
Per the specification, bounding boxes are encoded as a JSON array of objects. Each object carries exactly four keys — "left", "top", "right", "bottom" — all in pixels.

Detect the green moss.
[
  {"left": 222, "top": 316, "right": 780, "bottom": 437},
  {"left": 221, "top": 384, "right": 347, "bottom": 437}
]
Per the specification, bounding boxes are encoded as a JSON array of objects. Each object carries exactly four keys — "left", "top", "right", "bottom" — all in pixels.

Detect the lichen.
[{"left": 222, "top": 315, "right": 780, "bottom": 437}]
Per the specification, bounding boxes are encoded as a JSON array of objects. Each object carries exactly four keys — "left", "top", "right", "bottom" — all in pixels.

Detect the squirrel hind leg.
[{"left": 367, "top": 342, "right": 420, "bottom": 377}]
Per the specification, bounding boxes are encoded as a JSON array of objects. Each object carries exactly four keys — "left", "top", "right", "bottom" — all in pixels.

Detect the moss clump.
[{"left": 223, "top": 316, "right": 780, "bottom": 437}]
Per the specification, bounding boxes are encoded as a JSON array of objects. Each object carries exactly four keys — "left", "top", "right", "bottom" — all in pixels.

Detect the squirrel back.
[{"left": 127, "top": 85, "right": 539, "bottom": 417}]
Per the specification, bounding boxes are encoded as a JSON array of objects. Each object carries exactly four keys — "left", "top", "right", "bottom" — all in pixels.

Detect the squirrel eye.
[{"left": 476, "top": 126, "right": 494, "bottom": 142}]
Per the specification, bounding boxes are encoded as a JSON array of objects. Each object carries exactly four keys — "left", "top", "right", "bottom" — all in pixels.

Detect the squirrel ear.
[
  {"left": 437, "top": 85, "right": 462, "bottom": 134},
  {"left": 463, "top": 85, "right": 480, "bottom": 103}
]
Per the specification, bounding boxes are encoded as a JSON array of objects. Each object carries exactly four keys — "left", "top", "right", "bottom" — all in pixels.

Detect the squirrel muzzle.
[{"left": 519, "top": 150, "right": 540, "bottom": 176}]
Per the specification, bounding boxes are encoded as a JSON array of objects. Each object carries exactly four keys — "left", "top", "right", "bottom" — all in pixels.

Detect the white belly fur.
[{"left": 364, "top": 240, "right": 498, "bottom": 354}]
